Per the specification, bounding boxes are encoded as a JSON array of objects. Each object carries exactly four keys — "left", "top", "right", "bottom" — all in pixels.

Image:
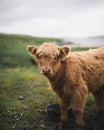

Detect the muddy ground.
[
  {"left": 35, "top": 112, "right": 104, "bottom": 130},
  {"left": 32, "top": 108, "right": 104, "bottom": 130}
]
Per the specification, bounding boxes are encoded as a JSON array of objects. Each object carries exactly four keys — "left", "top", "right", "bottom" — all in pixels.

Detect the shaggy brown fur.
[{"left": 27, "top": 43, "right": 104, "bottom": 126}]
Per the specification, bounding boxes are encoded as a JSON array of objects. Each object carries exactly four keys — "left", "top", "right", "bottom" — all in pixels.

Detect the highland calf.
[{"left": 27, "top": 43, "right": 104, "bottom": 126}]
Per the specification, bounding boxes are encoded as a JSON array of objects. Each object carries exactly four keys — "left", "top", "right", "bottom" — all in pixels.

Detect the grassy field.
[{"left": 0, "top": 34, "right": 95, "bottom": 130}]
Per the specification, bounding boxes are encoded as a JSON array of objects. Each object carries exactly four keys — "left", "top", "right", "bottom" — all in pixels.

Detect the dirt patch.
[
  {"left": 84, "top": 112, "right": 104, "bottom": 130},
  {"left": 37, "top": 109, "right": 104, "bottom": 130}
]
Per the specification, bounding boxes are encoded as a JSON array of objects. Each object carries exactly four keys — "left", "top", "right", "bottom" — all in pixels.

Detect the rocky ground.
[{"left": 37, "top": 108, "right": 104, "bottom": 130}]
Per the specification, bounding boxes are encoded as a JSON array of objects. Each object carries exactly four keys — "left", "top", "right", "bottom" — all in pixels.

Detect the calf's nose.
[{"left": 42, "top": 67, "right": 51, "bottom": 74}]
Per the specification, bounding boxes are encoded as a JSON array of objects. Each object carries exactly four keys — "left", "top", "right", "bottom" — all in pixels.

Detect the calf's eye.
[
  {"left": 38, "top": 56, "right": 42, "bottom": 60},
  {"left": 54, "top": 57, "right": 57, "bottom": 60}
]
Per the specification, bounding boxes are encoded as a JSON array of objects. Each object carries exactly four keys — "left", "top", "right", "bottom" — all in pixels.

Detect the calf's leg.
[
  {"left": 60, "top": 101, "right": 68, "bottom": 124},
  {"left": 93, "top": 86, "right": 104, "bottom": 113},
  {"left": 73, "top": 110, "right": 84, "bottom": 126},
  {"left": 72, "top": 85, "right": 88, "bottom": 126}
]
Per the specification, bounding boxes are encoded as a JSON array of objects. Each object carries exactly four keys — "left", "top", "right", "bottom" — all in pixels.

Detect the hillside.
[
  {"left": 0, "top": 33, "right": 92, "bottom": 68},
  {"left": 0, "top": 33, "right": 62, "bottom": 68}
]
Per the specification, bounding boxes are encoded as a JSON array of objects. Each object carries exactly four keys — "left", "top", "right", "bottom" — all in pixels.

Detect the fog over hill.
[{"left": 64, "top": 36, "right": 104, "bottom": 47}]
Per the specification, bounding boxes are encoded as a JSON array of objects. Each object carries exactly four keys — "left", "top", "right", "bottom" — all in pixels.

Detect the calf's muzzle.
[{"left": 41, "top": 66, "right": 51, "bottom": 75}]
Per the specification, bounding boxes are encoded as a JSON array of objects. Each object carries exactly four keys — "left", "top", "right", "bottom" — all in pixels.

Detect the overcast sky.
[{"left": 0, "top": 0, "right": 104, "bottom": 38}]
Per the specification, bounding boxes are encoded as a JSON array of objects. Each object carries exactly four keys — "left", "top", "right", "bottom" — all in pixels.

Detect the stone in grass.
[{"left": 18, "top": 96, "right": 24, "bottom": 100}]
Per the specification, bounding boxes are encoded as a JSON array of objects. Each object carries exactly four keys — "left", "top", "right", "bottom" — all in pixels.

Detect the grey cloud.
[
  {"left": 0, "top": 0, "right": 104, "bottom": 22},
  {"left": 0, "top": 0, "right": 104, "bottom": 37}
]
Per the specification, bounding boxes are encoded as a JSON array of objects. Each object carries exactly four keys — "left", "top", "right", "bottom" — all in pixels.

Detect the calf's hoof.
[{"left": 56, "top": 122, "right": 68, "bottom": 130}]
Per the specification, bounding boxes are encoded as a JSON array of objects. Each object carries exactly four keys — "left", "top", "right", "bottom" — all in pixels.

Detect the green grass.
[
  {"left": 0, "top": 67, "right": 57, "bottom": 129},
  {"left": 0, "top": 33, "right": 95, "bottom": 130}
]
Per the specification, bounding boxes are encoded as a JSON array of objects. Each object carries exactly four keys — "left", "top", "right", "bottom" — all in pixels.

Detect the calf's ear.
[
  {"left": 59, "top": 46, "right": 71, "bottom": 58},
  {"left": 26, "top": 45, "right": 37, "bottom": 55}
]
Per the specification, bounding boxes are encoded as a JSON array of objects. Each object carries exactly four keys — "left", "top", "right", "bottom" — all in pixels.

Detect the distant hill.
[
  {"left": 65, "top": 36, "right": 104, "bottom": 47},
  {"left": 0, "top": 33, "right": 62, "bottom": 45}
]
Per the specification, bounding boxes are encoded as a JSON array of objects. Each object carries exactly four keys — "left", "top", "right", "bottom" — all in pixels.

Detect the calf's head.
[{"left": 27, "top": 43, "right": 70, "bottom": 77}]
